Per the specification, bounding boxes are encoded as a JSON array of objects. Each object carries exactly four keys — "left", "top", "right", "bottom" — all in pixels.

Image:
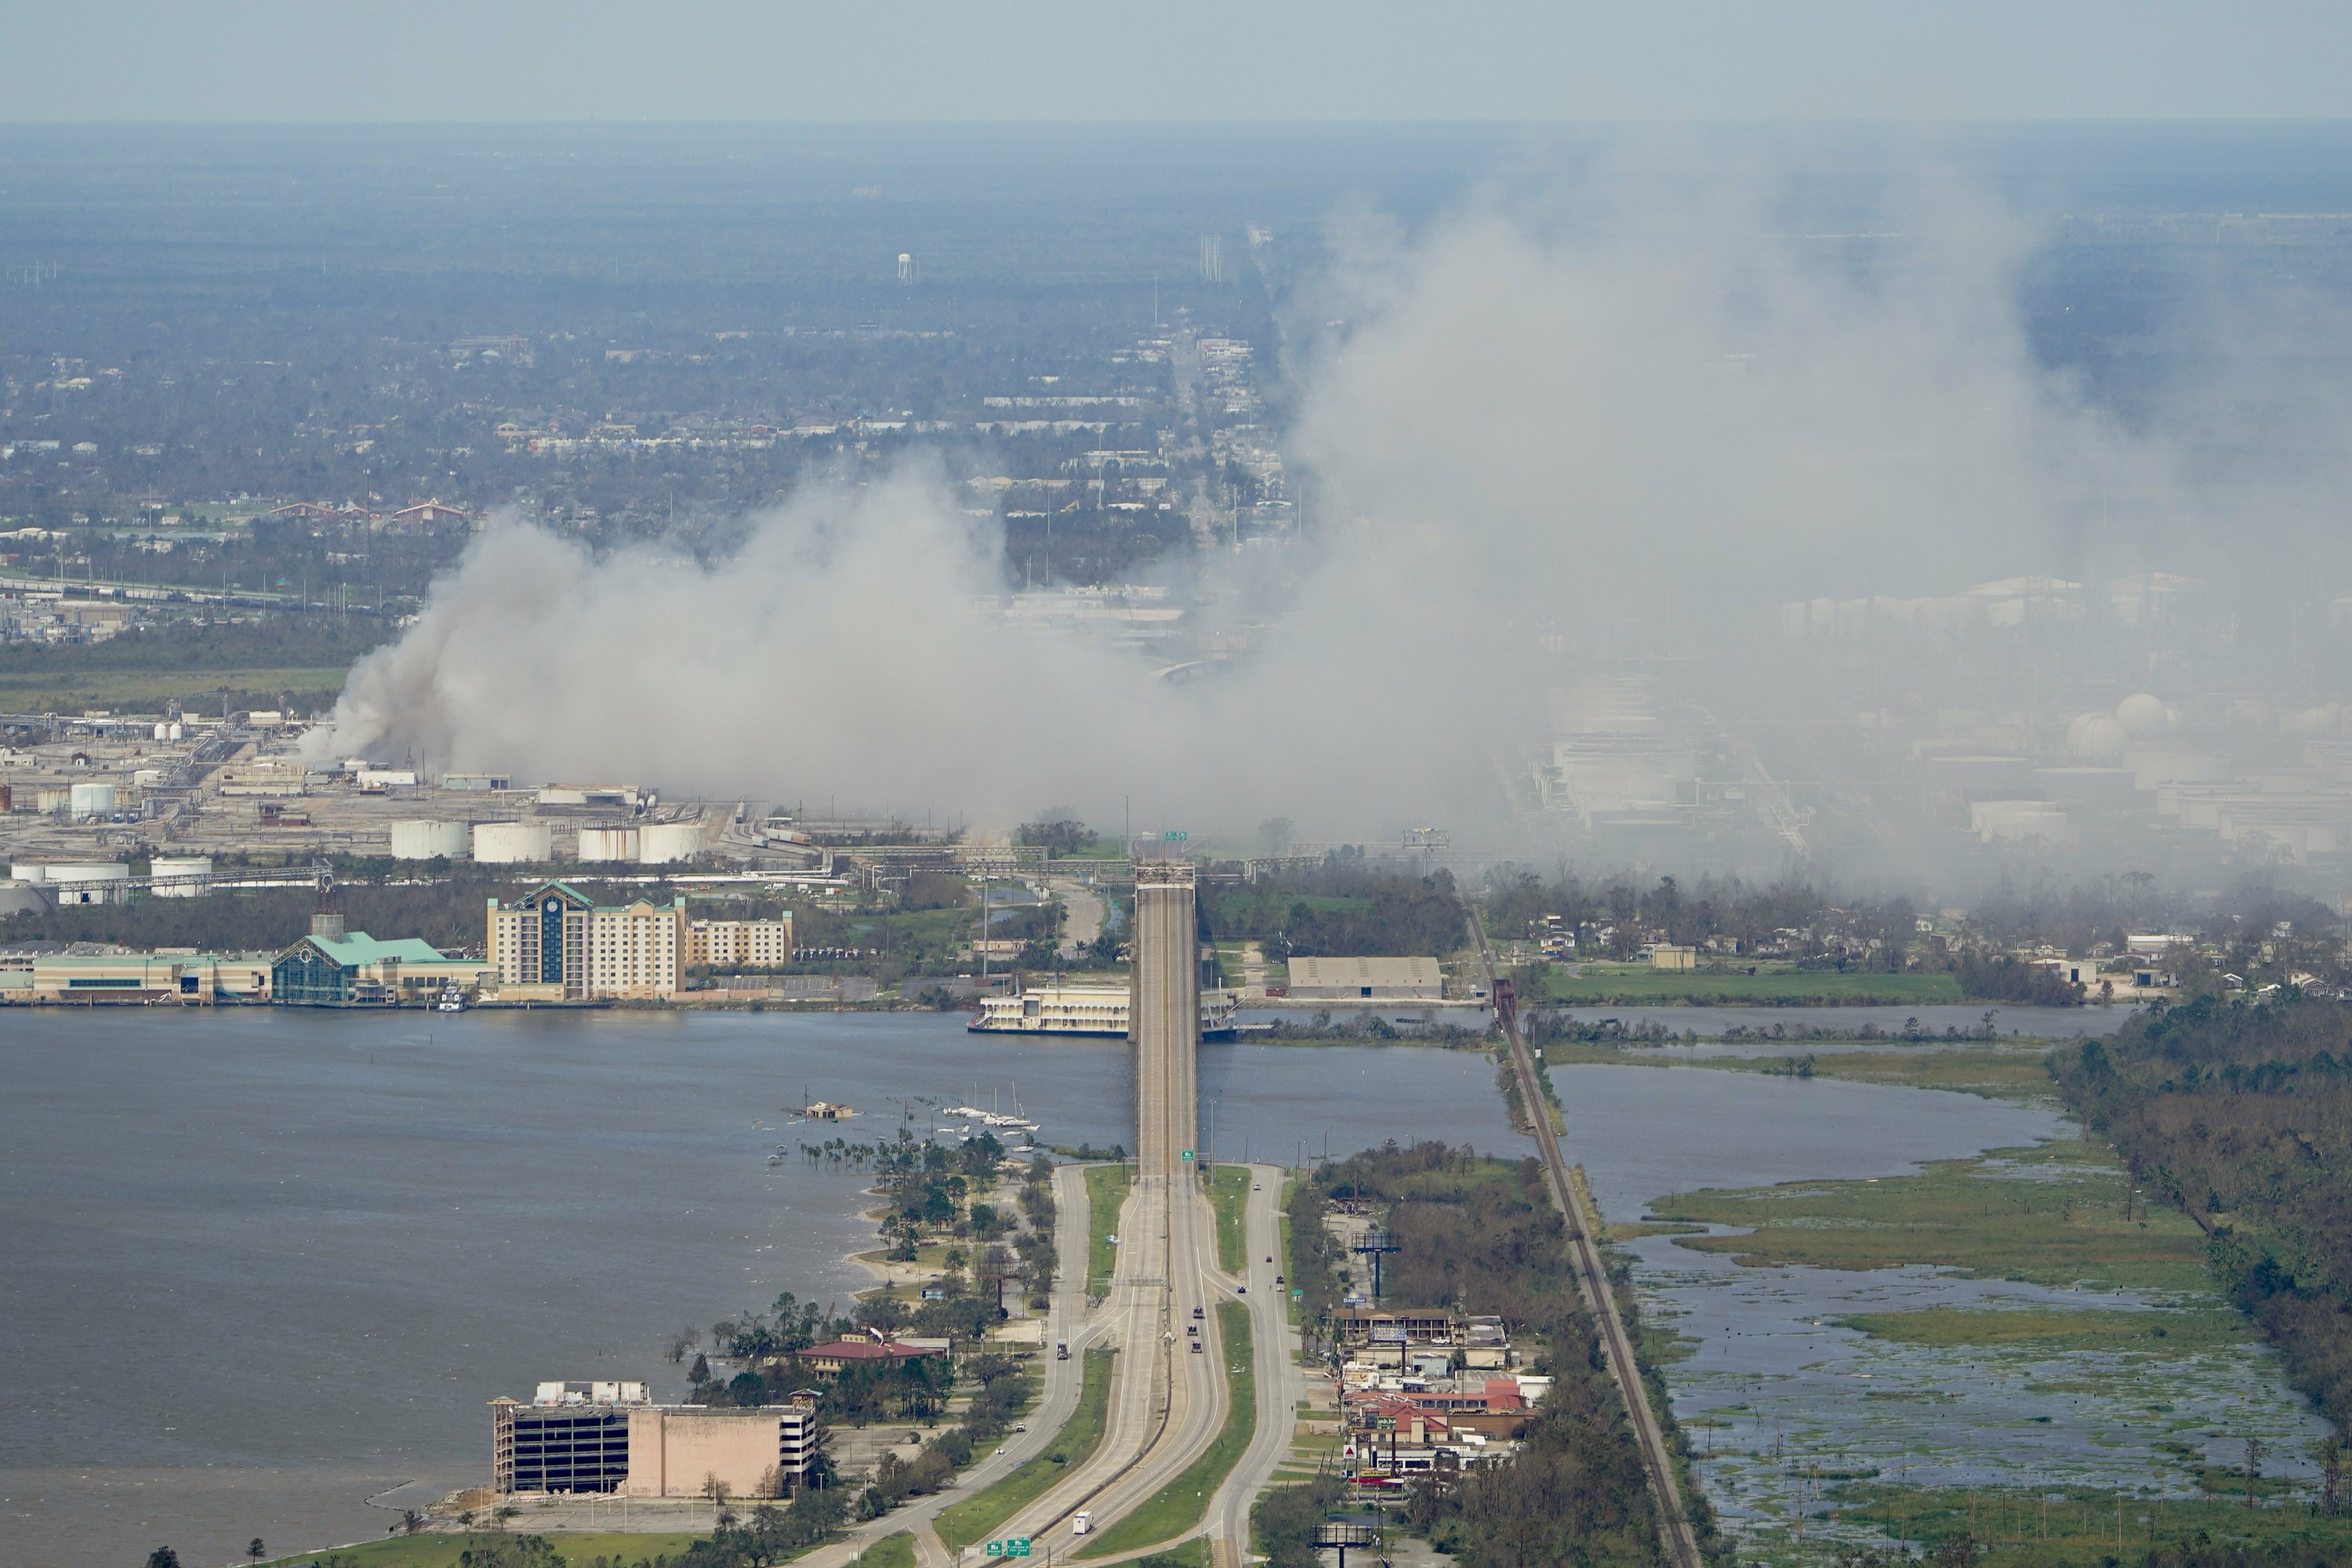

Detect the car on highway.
[{"left": 1190, "top": 1340, "right": 1203, "bottom": 1352}]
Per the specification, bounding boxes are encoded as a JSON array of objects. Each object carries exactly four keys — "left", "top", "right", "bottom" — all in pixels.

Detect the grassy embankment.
[
  {"left": 1544, "top": 962, "right": 1963, "bottom": 1006},
  {"left": 1073, "top": 1301, "right": 1256, "bottom": 1559},
  {"left": 1084, "top": 1164, "right": 1131, "bottom": 1296},
  {"left": 935, "top": 1347, "right": 1116, "bottom": 1550},
  {"left": 849, "top": 1533, "right": 916, "bottom": 1568},
  {"left": 256, "top": 1534, "right": 704, "bottom": 1566},
  {"left": 1207, "top": 1163, "right": 1249, "bottom": 1274}
]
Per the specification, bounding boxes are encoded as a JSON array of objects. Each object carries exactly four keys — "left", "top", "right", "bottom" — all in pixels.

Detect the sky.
[{"left": 5, "top": 0, "right": 2350, "bottom": 123}]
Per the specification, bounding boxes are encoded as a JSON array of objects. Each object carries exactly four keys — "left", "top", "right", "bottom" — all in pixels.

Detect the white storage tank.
[
  {"left": 68, "top": 782, "right": 117, "bottom": 818},
  {"left": 577, "top": 826, "right": 641, "bottom": 862},
  {"left": 472, "top": 820, "right": 553, "bottom": 864},
  {"left": 0, "top": 879, "right": 48, "bottom": 918},
  {"left": 149, "top": 856, "right": 214, "bottom": 898},
  {"left": 390, "top": 819, "right": 473, "bottom": 861},
  {"left": 44, "top": 862, "right": 132, "bottom": 905},
  {"left": 637, "top": 822, "right": 703, "bottom": 865}
]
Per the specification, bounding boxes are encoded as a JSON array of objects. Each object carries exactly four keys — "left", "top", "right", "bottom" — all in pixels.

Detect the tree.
[
  {"left": 146, "top": 1551, "right": 181, "bottom": 1568},
  {"left": 247, "top": 1540, "right": 266, "bottom": 1562},
  {"left": 1017, "top": 818, "right": 1097, "bottom": 858}
]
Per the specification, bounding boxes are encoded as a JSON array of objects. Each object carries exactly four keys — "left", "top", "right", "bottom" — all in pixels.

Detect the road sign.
[
  {"left": 988, "top": 1542, "right": 1032, "bottom": 1558},
  {"left": 1181, "top": 1149, "right": 1194, "bottom": 1160},
  {"left": 1163, "top": 829, "right": 1188, "bottom": 840}
]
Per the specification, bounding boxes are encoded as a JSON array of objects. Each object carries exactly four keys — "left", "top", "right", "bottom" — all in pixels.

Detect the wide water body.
[
  {"left": 0, "top": 1010, "right": 1521, "bottom": 1567},
  {"left": 0, "top": 1011, "right": 2192, "bottom": 1567}
]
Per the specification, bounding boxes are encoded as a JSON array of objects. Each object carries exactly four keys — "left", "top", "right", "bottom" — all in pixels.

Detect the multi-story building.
[
  {"left": 492, "top": 1381, "right": 819, "bottom": 1498},
  {"left": 688, "top": 916, "right": 795, "bottom": 969},
  {"left": 486, "top": 880, "right": 687, "bottom": 1001}
]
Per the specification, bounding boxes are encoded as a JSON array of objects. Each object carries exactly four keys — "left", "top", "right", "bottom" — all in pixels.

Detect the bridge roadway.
[{"left": 808, "top": 860, "right": 1294, "bottom": 1566}]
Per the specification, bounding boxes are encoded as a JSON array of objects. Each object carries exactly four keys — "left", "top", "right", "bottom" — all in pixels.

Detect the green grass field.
[
  {"left": 936, "top": 1347, "right": 1116, "bottom": 1549},
  {"left": 1824, "top": 1482, "right": 2352, "bottom": 1566},
  {"left": 0, "top": 664, "right": 354, "bottom": 713},
  {"left": 1709, "top": 1044, "right": 2062, "bottom": 1100},
  {"left": 1827, "top": 1304, "right": 2255, "bottom": 1355},
  {"left": 1084, "top": 1165, "right": 1131, "bottom": 1296},
  {"left": 258, "top": 1533, "right": 705, "bottom": 1567},
  {"left": 1648, "top": 1137, "right": 2212, "bottom": 1292},
  {"left": 849, "top": 1530, "right": 916, "bottom": 1567},
  {"left": 1075, "top": 1301, "right": 1256, "bottom": 1559},
  {"left": 1544, "top": 964, "right": 1963, "bottom": 1006},
  {"left": 1207, "top": 1164, "right": 1249, "bottom": 1274}
]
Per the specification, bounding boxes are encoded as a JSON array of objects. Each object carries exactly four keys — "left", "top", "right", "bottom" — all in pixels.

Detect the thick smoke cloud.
[{"left": 314, "top": 155, "right": 2285, "bottom": 845}]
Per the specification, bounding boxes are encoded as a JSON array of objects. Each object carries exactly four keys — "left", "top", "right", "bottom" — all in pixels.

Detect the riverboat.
[{"left": 968, "top": 982, "right": 1239, "bottom": 1039}]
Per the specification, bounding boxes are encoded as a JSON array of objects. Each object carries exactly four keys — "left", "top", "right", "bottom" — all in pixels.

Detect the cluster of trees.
[
  {"left": 1283, "top": 1141, "right": 1690, "bottom": 1568},
  {"left": 1209, "top": 861, "right": 1466, "bottom": 960},
  {"left": 854, "top": 1352, "right": 1032, "bottom": 1519},
  {"left": 1014, "top": 1154, "right": 1060, "bottom": 1308},
  {"left": 2057, "top": 996, "right": 2352, "bottom": 1435},
  {"left": 1480, "top": 868, "right": 1915, "bottom": 964},
  {"left": 1016, "top": 818, "right": 1098, "bottom": 858},
  {"left": 0, "top": 871, "right": 529, "bottom": 950},
  {"left": 0, "top": 612, "right": 388, "bottom": 673},
  {"left": 1953, "top": 951, "right": 2085, "bottom": 1006}
]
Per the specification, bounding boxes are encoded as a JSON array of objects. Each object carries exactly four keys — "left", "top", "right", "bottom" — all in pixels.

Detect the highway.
[
  {"left": 1203, "top": 1165, "right": 1308, "bottom": 1568},
  {"left": 1465, "top": 910, "right": 1704, "bottom": 1568},
  {"left": 818, "top": 861, "right": 1294, "bottom": 1565},
  {"left": 996, "top": 859, "right": 1227, "bottom": 1556}
]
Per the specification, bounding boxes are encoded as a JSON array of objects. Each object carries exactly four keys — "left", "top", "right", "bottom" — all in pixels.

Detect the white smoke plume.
[{"left": 314, "top": 151, "right": 2310, "bottom": 846}]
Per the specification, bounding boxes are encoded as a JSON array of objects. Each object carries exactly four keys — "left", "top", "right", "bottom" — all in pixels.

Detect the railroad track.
[{"left": 1465, "top": 908, "right": 1704, "bottom": 1568}]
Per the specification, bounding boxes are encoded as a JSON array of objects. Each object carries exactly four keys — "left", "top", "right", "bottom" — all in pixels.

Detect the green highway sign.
[
  {"left": 987, "top": 1541, "right": 1033, "bottom": 1559},
  {"left": 1163, "top": 829, "right": 1188, "bottom": 840},
  {"left": 1181, "top": 1149, "right": 1194, "bottom": 1160}
]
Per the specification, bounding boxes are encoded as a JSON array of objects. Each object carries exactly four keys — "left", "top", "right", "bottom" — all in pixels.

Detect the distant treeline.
[
  {"left": 2057, "top": 996, "right": 2352, "bottom": 1434},
  {"left": 0, "top": 877, "right": 522, "bottom": 951},
  {"left": 1207, "top": 860, "right": 1465, "bottom": 960},
  {"left": 1272, "top": 1141, "right": 1715, "bottom": 1568},
  {"left": 1479, "top": 866, "right": 1916, "bottom": 967},
  {"left": 0, "top": 614, "right": 388, "bottom": 673}
]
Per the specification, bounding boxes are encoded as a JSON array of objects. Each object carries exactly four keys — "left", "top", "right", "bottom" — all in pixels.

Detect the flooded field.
[{"left": 1552, "top": 1058, "right": 2335, "bottom": 1558}]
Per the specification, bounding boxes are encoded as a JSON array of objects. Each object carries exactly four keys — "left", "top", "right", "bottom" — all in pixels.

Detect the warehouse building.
[
  {"left": 487, "top": 880, "right": 688, "bottom": 1001},
  {"left": 492, "top": 1381, "right": 819, "bottom": 1499},
  {"left": 0, "top": 950, "right": 272, "bottom": 1004},
  {"left": 1283, "top": 956, "right": 1446, "bottom": 1000}
]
